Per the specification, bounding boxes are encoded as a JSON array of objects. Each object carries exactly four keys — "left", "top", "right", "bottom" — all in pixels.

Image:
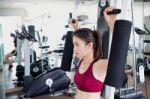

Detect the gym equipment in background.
[
  {"left": 30, "top": 59, "right": 49, "bottom": 78},
  {"left": 14, "top": 25, "right": 50, "bottom": 84},
  {"left": 23, "top": 29, "right": 76, "bottom": 98},
  {"left": 30, "top": 31, "right": 51, "bottom": 78},
  {"left": 24, "top": 68, "right": 70, "bottom": 98},
  {"left": 135, "top": 27, "right": 150, "bottom": 75},
  {"left": 14, "top": 25, "right": 37, "bottom": 85}
]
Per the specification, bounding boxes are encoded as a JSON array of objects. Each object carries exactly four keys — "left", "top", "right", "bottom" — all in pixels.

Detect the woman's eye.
[{"left": 76, "top": 43, "right": 79, "bottom": 46}]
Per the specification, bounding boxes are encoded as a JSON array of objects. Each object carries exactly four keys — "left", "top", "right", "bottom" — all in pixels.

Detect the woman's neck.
[{"left": 82, "top": 52, "right": 94, "bottom": 65}]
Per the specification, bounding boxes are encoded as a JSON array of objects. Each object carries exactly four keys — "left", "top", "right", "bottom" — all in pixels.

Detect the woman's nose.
[{"left": 73, "top": 46, "right": 77, "bottom": 52}]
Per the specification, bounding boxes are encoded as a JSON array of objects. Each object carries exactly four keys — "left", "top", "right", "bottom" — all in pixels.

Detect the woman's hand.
[
  {"left": 70, "top": 19, "right": 79, "bottom": 31},
  {"left": 103, "top": 7, "right": 117, "bottom": 32}
]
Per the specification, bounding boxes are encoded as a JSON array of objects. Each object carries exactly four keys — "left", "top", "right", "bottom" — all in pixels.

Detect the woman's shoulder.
[
  {"left": 93, "top": 59, "right": 108, "bottom": 71},
  {"left": 95, "top": 59, "right": 108, "bottom": 65},
  {"left": 92, "top": 59, "right": 109, "bottom": 82}
]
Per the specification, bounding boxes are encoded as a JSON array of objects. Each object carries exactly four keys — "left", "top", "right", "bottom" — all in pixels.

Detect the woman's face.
[{"left": 73, "top": 36, "right": 90, "bottom": 59}]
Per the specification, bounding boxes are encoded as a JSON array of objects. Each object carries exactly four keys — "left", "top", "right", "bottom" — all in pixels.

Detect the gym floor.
[{"left": 0, "top": 63, "right": 150, "bottom": 99}]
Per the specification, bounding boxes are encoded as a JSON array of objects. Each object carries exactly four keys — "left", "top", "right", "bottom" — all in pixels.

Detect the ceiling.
[
  {"left": 0, "top": 0, "right": 149, "bottom": 9},
  {"left": 0, "top": 0, "right": 149, "bottom": 18},
  {"left": 0, "top": 0, "right": 98, "bottom": 9},
  {"left": 0, "top": 0, "right": 99, "bottom": 18}
]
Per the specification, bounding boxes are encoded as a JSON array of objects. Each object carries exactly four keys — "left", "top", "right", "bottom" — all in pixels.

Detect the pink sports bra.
[{"left": 74, "top": 60, "right": 104, "bottom": 92}]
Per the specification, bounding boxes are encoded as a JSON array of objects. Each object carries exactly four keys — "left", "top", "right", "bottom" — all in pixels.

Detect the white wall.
[
  {"left": 24, "top": 1, "right": 98, "bottom": 50},
  {"left": 0, "top": 8, "right": 27, "bottom": 16},
  {"left": 0, "top": 16, "right": 22, "bottom": 55}
]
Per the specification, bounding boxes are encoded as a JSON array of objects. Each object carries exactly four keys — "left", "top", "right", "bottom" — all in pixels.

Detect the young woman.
[{"left": 72, "top": 7, "right": 117, "bottom": 99}]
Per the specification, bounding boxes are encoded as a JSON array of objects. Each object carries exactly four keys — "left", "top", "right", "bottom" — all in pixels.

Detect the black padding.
[
  {"left": 69, "top": 13, "right": 72, "bottom": 19},
  {"left": 24, "top": 69, "right": 70, "bottom": 98},
  {"left": 23, "top": 75, "right": 34, "bottom": 93},
  {"left": 30, "top": 50, "right": 36, "bottom": 63},
  {"left": 60, "top": 31, "right": 73, "bottom": 71},
  {"left": 104, "top": 20, "right": 132, "bottom": 88},
  {"left": 28, "top": 25, "right": 35, "bottom": 38},
  {"left": 16, "top": 65, "right": 24, "bottom": 82}
]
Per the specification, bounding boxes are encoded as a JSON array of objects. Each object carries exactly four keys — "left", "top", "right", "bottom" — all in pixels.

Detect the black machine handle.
[
  {"left": 135, "top": 27, "right": 146, "bottom": 35},
  {"left": 39, "top": 46, "right": 50, "bottom": 49},
  {"left": 10, "top": 30, "right": 26, "bottom": 40},
  {"left": 15, "top": 30, "right": 26, "bottom": 40},
  {"left": 144, "top": 24, "right": 150, "bottom": 34},
  {"left": 107, "top": 9, "right": 121, "bottom": 15},
  {"left": 22, "top": 25, "right": 37, "bottom": 42},
  {"left": 10, "top": 33, "right": 16, "bottom": 38}
]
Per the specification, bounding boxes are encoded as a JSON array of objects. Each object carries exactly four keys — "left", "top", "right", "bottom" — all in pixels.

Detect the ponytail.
[{"left": 93, "top": 30, "right": 103, "bottom": 60}]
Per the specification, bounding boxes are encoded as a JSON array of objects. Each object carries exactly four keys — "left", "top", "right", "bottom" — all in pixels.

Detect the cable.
[
  {"left": 143, "top": 0, "right": 145, "bottom": 60},
  {"left": 142, "top": 0, "right": 149, "bottom": 98},
  {"left": 142, "top": 1, "right": 149, "bottom": 98},
  {"left": 131, "top": 0, "right": 138, "bottom": 91}
]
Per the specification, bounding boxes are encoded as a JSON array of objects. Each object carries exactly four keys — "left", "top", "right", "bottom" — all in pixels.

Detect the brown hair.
[{"left": 73, "top": 28, "right": 103, "bottom": 60}]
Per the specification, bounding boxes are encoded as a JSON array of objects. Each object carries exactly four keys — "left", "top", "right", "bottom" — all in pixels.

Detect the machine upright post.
[{"left": 24, "top": 39, "right": 30, "bottom": 76}]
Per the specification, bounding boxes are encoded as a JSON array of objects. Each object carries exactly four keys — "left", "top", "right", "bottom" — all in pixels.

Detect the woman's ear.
[{"left": 87, "top": 42, "right": 93, "bottom": 49}]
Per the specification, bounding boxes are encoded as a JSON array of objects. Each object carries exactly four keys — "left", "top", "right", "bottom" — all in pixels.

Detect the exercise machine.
[
  {"left": 98, "top": 0, "right": 146, "bottom": 99},
  {"left": 22, "top": 26, "right": 77, "bottom": 98},
  {"left": 13, "top": 25, "right": 37, "bottom": 85}
]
